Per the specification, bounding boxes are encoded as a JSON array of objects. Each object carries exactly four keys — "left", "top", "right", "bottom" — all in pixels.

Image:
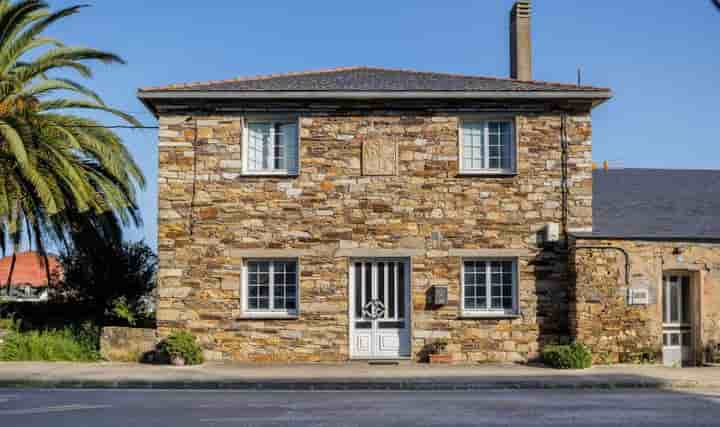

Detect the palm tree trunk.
[{"left": 5, "top": 251, "right": 16, "bottom": 297}]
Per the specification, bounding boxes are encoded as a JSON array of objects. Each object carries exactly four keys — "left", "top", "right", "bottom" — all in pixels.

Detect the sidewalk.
[{"left": 1, "top": 362, "right": 720, "bottom": 390}]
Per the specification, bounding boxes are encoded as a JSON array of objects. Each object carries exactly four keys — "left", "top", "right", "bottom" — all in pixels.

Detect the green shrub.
[
  {"left": 542, "top": 343, "right": 592, "bottom": 369},
  {"left": 0, "top": 326, "right": 100, "bottom": 362},
  {"left": 0, "top": 317, "right": 18, "bottom": 331},
  {"left": 158, "top": 331, "right": 204, "bottom": 365}
]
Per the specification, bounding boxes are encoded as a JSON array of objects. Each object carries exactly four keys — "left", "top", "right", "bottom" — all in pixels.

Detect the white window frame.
[
  {"left": 460, "top": 258, "right": 519, "bottom": 317},
  {"left": 458, "top": 118, "right": 517, "bottom": 175},
  {"left": 240, "top": 258, "right": 300, "bottom": 319},
  {"left": 241, "top": 117, "right": 300, "bottom": 176}
]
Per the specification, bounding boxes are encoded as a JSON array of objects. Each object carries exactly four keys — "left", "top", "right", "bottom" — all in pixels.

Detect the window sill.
[
  {"left": 458, "top": 312, "right": 520, "bottom": 319},
  {"left": 240, "top": 172, "right": 299, "bottom": 178},
  {"left": 457, "top": 171, "right": 517, "bottom": 178},
  {"left": 237, "top": 312, "right": 299, "bottom": 320}
]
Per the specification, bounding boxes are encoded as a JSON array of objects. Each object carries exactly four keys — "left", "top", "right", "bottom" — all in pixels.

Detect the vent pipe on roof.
[{"left": 510, "top": 1, "right": 532, "bottom": 81}]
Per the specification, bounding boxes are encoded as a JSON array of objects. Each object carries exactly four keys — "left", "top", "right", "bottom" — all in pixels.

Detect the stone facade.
[
  {"left": 100, "top": 327, "right": 158, "bottom": 362},
  {"left": 571, "top": 238, "right": 720, "bottom": 364},
  {"left": 157, "top": 110, "right": 594, "bottom": 362}
]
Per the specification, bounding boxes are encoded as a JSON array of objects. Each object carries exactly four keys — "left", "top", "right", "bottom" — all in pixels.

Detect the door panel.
[{"left": 350, "top": 259, "right": 410, "bottom": 359}]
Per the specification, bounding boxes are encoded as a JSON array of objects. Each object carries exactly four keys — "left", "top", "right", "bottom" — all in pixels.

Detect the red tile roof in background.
[{"left": 0, "top": 252, "right": 62, "bottom": 288}]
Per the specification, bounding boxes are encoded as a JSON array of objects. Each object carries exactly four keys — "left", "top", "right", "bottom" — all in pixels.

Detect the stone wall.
[
  {"left": 157, "top": 110, "right": 593, "bottom": 362},
  {"left": 571, "top": 238, "right": 720, "bottom": 364},
  {"left": 100, "top": 327, "right": 158, "bottom": 362}
]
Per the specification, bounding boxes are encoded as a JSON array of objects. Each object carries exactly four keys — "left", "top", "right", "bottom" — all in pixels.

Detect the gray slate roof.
[
  {"left": 591, "top": 169, "right": 720, "bottom": 240},
  {"left": 140, "top": 66, "right": 609, "bottom": 93}
]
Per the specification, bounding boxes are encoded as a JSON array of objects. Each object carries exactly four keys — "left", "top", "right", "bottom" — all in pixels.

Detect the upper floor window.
[
  {"left": 242, "top": 120, "right": 299, "bottom": 175},
  {"left": 459, "top": 119, "right": 515, "bottom": 174}
]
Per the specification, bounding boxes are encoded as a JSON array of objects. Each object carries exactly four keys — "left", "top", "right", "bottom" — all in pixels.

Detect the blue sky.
[{"left": 45, "top": 0, "right": 720, "bottom": 248}]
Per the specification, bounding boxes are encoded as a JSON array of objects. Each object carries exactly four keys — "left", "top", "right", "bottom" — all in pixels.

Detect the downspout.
[
  {"left": 560, "top": 112, "right": 569, "bottom": 247},
  {"left": 187, "top": 117, "right": 198, "bottom": 236}
]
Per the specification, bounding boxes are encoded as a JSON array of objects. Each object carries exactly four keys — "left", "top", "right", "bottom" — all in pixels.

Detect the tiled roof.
[
  {"left": 139, "top": 66, "right": 610, "bottom": 93},
  {"left": 0, "top": 252, "right": 62, "bottom": 287},
  {"left": 590, "top": 169, "right": 720, "bottom": 240}
]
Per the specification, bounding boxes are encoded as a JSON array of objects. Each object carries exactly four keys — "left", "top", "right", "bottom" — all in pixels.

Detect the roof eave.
[
  {"left": 138, "top": 89, "right": 612, "bottom": 101},
  {"left": 571, "top": 232, "right": 720, "bottom": 243}
]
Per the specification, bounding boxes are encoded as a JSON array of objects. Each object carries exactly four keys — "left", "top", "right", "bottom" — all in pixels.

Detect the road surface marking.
[{"left": 0, "top": 404, "right": 111, "bottom": 415}]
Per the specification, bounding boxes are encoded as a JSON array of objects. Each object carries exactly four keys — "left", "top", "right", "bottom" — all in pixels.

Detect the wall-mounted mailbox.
[{"left": 428, "top": 285, "right": 448, "bottom": 306}]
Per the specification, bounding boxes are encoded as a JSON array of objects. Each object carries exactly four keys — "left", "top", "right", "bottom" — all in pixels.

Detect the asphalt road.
[{"left": 1, "top": 388, "right": 720, "bottom": 426}]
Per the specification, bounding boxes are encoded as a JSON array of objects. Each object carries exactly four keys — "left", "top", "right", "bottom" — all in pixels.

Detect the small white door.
[
  {"left": 662, "top": 273, "right": 692, "bottom": 367},
  {"left": 349, "top": 259, "right": 411, "bottom": 359}
]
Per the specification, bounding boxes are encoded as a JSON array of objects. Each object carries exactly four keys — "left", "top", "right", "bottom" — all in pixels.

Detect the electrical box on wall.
[
  {"left": 627, "top": 288, "right": 650, "bottom": 305},
  {"left": 427, "top": 286, "right": 448, "bottom": 306},
  {"left": 544, "top": 223, "right": 560, "bottom": 243}
]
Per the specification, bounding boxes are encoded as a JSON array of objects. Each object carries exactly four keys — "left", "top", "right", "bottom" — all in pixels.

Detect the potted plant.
[
  {"left": 158, "top": 331, "right": 204, "bottom": 366},
  {"left": 705, "top": 341, "right": 720, "bottom": 367},
  {"left": 428, "top": 339, "right": 452, "bottom": 364}
]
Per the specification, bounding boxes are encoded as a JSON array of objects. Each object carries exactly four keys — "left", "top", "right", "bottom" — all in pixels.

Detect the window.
[
  {"left": 459, "top": 120, "right": 515, "bottom": 174},
  {"left": 243, "top": 260, "right": 298, "bottom": 317},
  {"left": 461, "top": 259, "right": 518, "bottom": 316},
  {"left": 243, "top": 120, "right": 299, "bottom": 175}
]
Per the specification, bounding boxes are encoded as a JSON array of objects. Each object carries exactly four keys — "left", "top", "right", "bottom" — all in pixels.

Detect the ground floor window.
[
  {"left": 243, "top": 259, "right": 298, "bottom": 316},
  {"left": 461, "top": 259, "right": 518, "bottom": 316}
]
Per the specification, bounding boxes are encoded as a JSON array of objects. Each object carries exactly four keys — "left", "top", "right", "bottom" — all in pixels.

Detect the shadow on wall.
[{"left": 532, "top": 240, "right": 572, "bottom": 358}]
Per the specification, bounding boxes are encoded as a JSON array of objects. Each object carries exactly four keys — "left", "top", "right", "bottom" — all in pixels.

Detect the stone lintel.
[
  {"left": 662, "top": 263, "right": 704, "bottom": 272},
  {"left": 230, "top": 249, "right": 313, "bottom": 258},
  {"left": 334, "top": 248, "right": 424, "bottom": 258},
  {"left": 447, "top": 248, "right": 532, "bottom": 258}
]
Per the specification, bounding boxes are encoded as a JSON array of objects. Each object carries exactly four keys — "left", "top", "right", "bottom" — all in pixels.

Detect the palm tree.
[{"left": 0, "top": 0, "right": 145, "bottom": 294}]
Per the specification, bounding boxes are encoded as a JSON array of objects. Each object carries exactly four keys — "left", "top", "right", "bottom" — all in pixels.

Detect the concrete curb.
[{"left": 0, "top": 379, "right": 711, "bottom": 390}]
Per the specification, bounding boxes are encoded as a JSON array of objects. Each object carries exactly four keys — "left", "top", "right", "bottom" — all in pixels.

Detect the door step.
[{"left": 367, "top": 360, "right": 399, "bottom": 366}]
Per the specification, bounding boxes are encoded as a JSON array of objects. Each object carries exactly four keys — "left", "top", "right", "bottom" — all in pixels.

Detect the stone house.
[
  {"left": 572, "top": 169, "right": 720, "bottom": 366},
  {"left": 139, "top": 1, "right": 720, "bottom": 366}
]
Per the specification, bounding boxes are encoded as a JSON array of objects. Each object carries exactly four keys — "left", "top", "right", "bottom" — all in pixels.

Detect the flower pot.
[
  {"left": 429, "top": 353, "right": 453, "bottom": 364},
  {"left": 170, "top": 355, "right": 186, "bottom": 366}
]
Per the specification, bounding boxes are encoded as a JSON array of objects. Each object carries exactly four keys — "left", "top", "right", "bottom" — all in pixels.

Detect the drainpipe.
[{"left": 560, "top": 113, "right": 569, "bottom": 247}]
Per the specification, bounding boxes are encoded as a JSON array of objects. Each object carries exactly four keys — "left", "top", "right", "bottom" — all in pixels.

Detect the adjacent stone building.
[
  {"left": 570, "top": 169, "right": 720, "bottom": 366},
  {"left": 139, "top": 2, "right": 720, "bottom": 366}
]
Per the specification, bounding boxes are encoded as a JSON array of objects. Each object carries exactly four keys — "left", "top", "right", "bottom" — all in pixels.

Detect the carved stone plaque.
[{"left": 362, "top": 139, "right": 396, "bottom": 176}]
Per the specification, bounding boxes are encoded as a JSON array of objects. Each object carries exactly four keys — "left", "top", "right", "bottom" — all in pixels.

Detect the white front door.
[
  {"left": 662, "top": 273, "right": 693, "bottom": 367},
  {"left": 349, "top": 259, "right": 411, "bottom": 359}
]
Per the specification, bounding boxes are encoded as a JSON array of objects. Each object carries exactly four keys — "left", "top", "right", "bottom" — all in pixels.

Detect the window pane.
[
  {"left": 354, "top": 263, "right": 362, "bottom": 318},
  {"left": 500, "top": 122, "right": 512, "bottom": 170},
  {"left": 682, "top": 332, "right": 691, "bottom": 347},
  {"left": 248, "top": 123, "right": 271, "bottom": 170},
  {"left": 670, "top": 333, "right": 680, "bottom": 346},
  {"left": 378, "top": 262, "right": 385, "bottom": 308},
  {"left": 670, "top": 281, "right": 679, "bottom": 323},
  {"left": 681, "top": 276, "right": 690, "bottom": 324},
  {"left": 273, "top": 124, "right": 286, "bottom": 170},
  {"left": 278, "top": 123, "right": 298, "bottom": 173},
  {"left": 388, "top": 263, "right": 395, "bottom": 318},
  {"left": 488, "top": 121, "right": 511, "bottom": 170},
  {"left": 462, "top": 123, "right": 484, "bottom": 170},
  {"left": 397, "top": 264, "right": 405, "bottom": 318}
]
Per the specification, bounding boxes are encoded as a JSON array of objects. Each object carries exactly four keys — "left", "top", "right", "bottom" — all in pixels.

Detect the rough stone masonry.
[{"left": 156, "top": 111, "right": 593, "bottom": 362}]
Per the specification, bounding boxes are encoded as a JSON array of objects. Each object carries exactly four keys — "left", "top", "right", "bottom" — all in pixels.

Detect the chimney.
[{"left": 510, "top": 1, "right": 532, "bottom": 81}]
